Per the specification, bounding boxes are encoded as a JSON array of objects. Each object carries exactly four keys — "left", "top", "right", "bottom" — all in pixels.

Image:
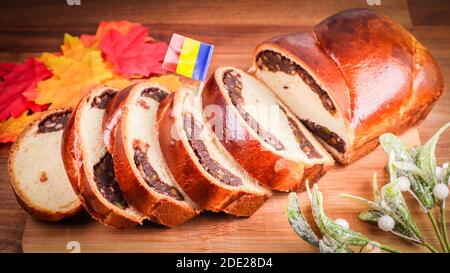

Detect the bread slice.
[
  {"left": 8, "top": 109, "right": 82, "bottom": 221},
  {"left": 158, "top": 86, "right": 272, "bottom": 216},
  {"left": 112, "top": 81, "right": 200, "bottom": 226},
  {"left": 103, "top": 84, "right": 136, "bottom": 153},
  {"left": 203, "top": 66, "right": 334, "bottom": 191},
  {"left": 62, "top": 85, "right": 145, "bottom": 228}
]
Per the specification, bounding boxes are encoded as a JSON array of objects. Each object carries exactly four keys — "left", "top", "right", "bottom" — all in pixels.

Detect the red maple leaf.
[
  {"left": 0, "top": 57, "right": 51, "bottom": 121},
  {"left": 99, "top": 25, "right": 168, "bottom": 78},
  {"left": 81, "top": 20, "right": 142, "bottom": 47}
]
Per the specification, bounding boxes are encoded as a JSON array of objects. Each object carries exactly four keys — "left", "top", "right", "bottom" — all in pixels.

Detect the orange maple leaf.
[
  {"left": 0, "top": 112, "right": 40, "bottom": 143},
  {"left": 25, "top": 34, "right": 129, "bottom": 109}
]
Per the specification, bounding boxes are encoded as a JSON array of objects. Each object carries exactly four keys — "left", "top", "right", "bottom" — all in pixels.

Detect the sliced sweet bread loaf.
[
  {"left": 202, "top": 66, "right": 334, "bottom": 191},
  {"left": 253, "top": 9, "right": 443, "bottom": 164},
  {"left": 112, "top": 81, "right": 200, "bottom": 226},
  {"left": 8, "top": 109, "right": 82, "bottom": 221},
  {"left": 158, "top": 86, "right": 272, "bottom": 216},
  {"left": 62, "top": 85, "right": 145, "bottom": 228}
]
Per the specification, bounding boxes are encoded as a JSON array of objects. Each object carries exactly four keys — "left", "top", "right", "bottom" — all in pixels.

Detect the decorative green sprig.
[
  {"left": 287, "top": 182, "right": 400, "bottom": 253},
  {"left": 287, "top": 122, "right": 450, "bottom": 253},
  {"left": 377, "top": 122, "right": 450, "bottom": 252}
]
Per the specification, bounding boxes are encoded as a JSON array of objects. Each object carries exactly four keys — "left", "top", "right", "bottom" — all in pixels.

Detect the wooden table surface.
[{"left": 0, "top": 0, "right": 449, "bottom": 252}]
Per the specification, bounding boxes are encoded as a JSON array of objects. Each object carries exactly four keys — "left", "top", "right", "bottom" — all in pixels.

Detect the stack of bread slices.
[
  {"left": 8, "top": 66, "right": 335, "bottom": 228},
  {"left": 8, "top": 9, "right": 443, "bottom": 228}
]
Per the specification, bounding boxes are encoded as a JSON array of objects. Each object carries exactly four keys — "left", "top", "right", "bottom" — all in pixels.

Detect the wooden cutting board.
[{"left": 21, "top": 128, "right": 447, "bottom": 252}]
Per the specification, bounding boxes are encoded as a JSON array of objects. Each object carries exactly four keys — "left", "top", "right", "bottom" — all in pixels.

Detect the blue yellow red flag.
[{"left": 162, "top": 33, "right": 214, "bottom": 82}]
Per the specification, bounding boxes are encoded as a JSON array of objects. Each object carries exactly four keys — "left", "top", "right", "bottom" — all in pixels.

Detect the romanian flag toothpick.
[{"left": 162, "top": 33, "right": 214, "bottom": 82}]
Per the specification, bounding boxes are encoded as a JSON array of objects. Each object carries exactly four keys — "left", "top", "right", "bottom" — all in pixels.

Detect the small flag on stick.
[{"left": 162, "top": 33, "right": 214, "bottom": 82}]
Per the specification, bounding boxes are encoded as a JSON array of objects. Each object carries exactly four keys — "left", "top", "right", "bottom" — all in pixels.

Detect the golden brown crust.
[
  {"left": 111, "top": 82, "right": 200, "bottom": 226},
  {"left": 102, "top": 83, "right": 136, "bottom": 153},
  {"left": 61, "top": 107, "right": 81, "bottom": 195},
  {"left": 9, "top": 109, "right": 82, "bottom": 222},
  {"left": 254, "top": 9, "right": 443, "bottom": 165},
  {"left": 202, "top": 72, "right": 329, "bottom": 192},
  {"left": 61, "top": 85, "right": 144, "bottom": 229},
  {"left": 157, "top": 91, "right": 272, "bottom": 215}
]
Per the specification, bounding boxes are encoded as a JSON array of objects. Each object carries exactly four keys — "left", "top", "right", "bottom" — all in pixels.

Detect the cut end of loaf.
[{"left": 9, "top": 109, "right": 82, "bottom": 221}]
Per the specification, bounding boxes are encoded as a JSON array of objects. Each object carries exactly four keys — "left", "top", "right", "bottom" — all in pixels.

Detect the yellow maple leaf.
[
  {"left": 149, "top": 74, "right": 181, "bottom": 92},
  {"left": 61, "top": 33, "right": 92, "bottom": 61},
  {"left": 0, "top": 112, "right": 40, "bottom": 143},
  {"left": 104, "top": 76, "right": 132, "bottom": 90},
  {"left": 25, "top": 34, "right": 113, "bottom": 109}
]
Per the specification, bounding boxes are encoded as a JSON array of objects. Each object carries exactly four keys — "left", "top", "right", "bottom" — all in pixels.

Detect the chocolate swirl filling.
[
  {"left": 183, "top": 112, "right": 242, "bottom": 186},
  {"left": 222, "top": 69, "right": 285, "bottom": 151},
  {"left": 37, "top": 111, "right": 71, "bottom": 133},
  {"left": 91, "top": 89, "right": 117, "bottom": 109},
  {"left": 255, "top": 50, "right": 336, "bottom": 114},
  {"left": 133, "top": 141, "right": 184, "bottom": 200},
  {"left": 301, "top": 119, "right": 346, "bottom": 153},
  {"left": 93, "top": 152, "right": 129, "bottom": 209}
]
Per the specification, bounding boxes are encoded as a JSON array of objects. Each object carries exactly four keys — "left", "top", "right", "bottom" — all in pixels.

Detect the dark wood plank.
[
  {"left": 0, "top": 0, "right": 412, "bottom": 52},
  {"left": 408, "top": 0, "right": 450, "bottom": 26}
]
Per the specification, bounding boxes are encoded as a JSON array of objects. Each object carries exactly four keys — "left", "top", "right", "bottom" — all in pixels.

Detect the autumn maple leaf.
[
  {"left": 100, "top": 25, "right": 168, "bottom": 79},
  {"left": 0, "top": 56, "right": 51, "bottom": 121},
  {"left": 81, "top": 20, "right": 142, "bottom": 48},
  {"left": 0, "top": 111, "right": 40, "bottom": 143},
  {"left": 148, "top": 75, "right": 181, "bottom": 92},
  {"left": 24, "top": 34, "right": 118, "bottom": 109}
]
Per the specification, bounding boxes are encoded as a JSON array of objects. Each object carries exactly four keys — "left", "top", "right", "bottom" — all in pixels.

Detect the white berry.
[
  {"left": 433, "top": 183, "right": 449, "bottom": 200},
  {"left": 378, "top": 215, "right": 395, "bottom": 232},
  {"left": 443, "top": 162, "right": 449, "bottom": 169},
  {"left": 335, "top": 218, "right": 349, "bottom": 229},
  {"left": 397, "top": 176, "right": 411, "bottom": 192}
]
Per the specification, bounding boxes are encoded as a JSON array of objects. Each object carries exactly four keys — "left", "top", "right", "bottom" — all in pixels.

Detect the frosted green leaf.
[
  {"left": 286, "top": 193, "right": 320, "bottom": 248},
  {"left": 393, "top": 161, "right": 428, "bottom": 181},
  {"left": 379, "top": 133, "right": 413, "bottom": 163},
  {"left": 318, "top": 240, "right": 334, "bottom": 253},
  {"left": 387, "top": 153, "right": 398, "bottom": 184},
  {"left": 393, "top": 161, "right": 435, "bottom": 209},
  {"left": 418, "top": 122, "right": 450, "bottom": 187},
  {"left": 442, "top": 166, "right": 450, "bottom": 186},
  {"left": 359, "top": 210, "right": 417, "bottom": 241},
  {"left": 340, "top": 193, "right": 380, "bottom": 210},
  {"left": 372, "top": 173, "right": 381, "bottom": 203},
  {"left": 311, "top": 184, "right": 369, "bottom": 247},
  {"left": 380, "top": 182, "right": 423, "bottom": 241}
]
